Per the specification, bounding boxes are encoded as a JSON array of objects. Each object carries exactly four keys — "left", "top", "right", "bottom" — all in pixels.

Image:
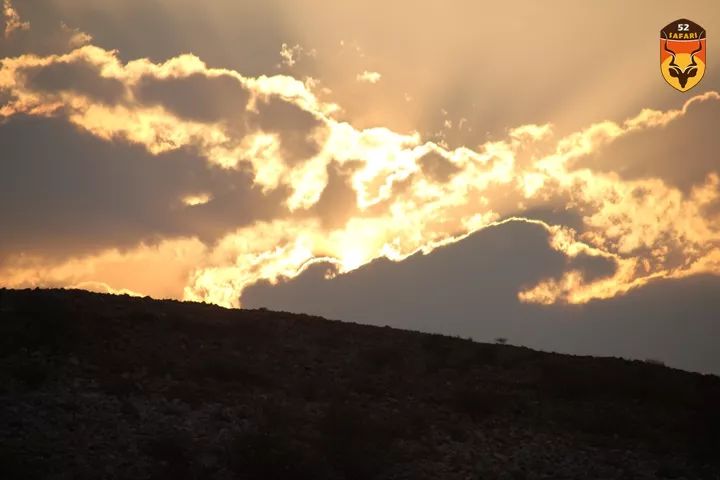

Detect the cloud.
[
  {"left": 1, "top": 40, "right": 719, "bottom": 309},
  {"left": 134, "top": 72, "right": 251, "bottom": 124},
  {"left": 241, "top": 222, "right": 720, "bottom": 374},
  {"left": 188, "top": 92, "right": 720, "bottom": 307},
  {"left": 0, "top": 45, "right": 329, "bottom": 191},
  {"left": 277, "top": 43, "right": 316, "bottom": 69},
  {"left": 241, "top": 220, "right": 568, "bottom": 323},
  {"left": 0, "top": 115, "right": 288, "bottom": 260},
  {"left": 2, "top": 0, "right": 29, "bottom": 38},
  {"left": 20, "top": 58, "right": 126, "bottom": 105},
  {"left": 356, "top": 70, "right": 381, "bottom": 84},
  {"left": 60, "top": 22, "right": 92, "bottom": 48},
  {"left": 417, "top": 150, "right": 461, "bottom": 182},
  {"left": 0, "top": 1, "right": 93, "bottom": 58},
  {"left": 578, "top": 95, "right": 720, "bottom": 192},
  {"left": 182, "top": 193, "right": 212, "bottom": 207}
]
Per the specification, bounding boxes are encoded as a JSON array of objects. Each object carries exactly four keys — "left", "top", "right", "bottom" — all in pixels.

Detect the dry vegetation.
[{"left": 1, "top": 288, "right": 719, "bottom": 479}]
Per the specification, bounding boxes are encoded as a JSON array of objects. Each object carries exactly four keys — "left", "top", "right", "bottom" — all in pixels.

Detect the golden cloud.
[
  {"left": 1, "top": 44, "right": 718, "bottom": 307},
  {"left": 356, "top": 70, "right": 381, "bottom": 84},
  {"left": 2, "top": 0, "right": 29, "bottom": 39}
]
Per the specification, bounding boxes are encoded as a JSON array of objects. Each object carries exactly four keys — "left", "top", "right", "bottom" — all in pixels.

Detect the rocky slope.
[{"left": 0, "top": 288, "right": 718, "bottom": 479}]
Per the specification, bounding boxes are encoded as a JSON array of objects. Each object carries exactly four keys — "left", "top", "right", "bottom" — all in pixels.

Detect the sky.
[{"left": 1, "top": 1, "right": 719, "bottom": 373}]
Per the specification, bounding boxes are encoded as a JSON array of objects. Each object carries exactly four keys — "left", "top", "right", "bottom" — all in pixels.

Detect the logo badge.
[{"left": 660, "top": 19, "right": 706, "bottom": 92}]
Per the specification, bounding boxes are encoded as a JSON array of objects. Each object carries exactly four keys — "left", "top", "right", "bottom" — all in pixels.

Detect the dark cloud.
[
  {"left": 308, "top": 162, "right": 358, "bottom": 228},
  {"left": 20, "top": 60, "right": 126, "bottom": 104},
  {"left": 0, "top": 1, "right": 89, "bottom": 57},
  {"left": 252, "top": 95, "right": 327, "bottom": 165},
  {"left": 134, "top": 73, "right": 251, "bottom": 124},
  {"left": 243, "top": 221, "right": 568, "bottom": 329},
  {"left": 581, "top": 99, "right": 720, "bottom": 192},
  {"left": 133, "top": 75, "right": 326, "bottom": 166},
  {"left": 566, "top": 252, "right": 617, "bottom": 283},
  {"left": 0, "top": 115, "right": 288, "bottom": 259},
  {"left": 557, "top": 274, "right": 720, "bottom": 375},
  {"left": 0, "top": 87, "right": 14, "bottom": 105},
  {"left": 45, "top": 0, "right": 291, "bottom": 76},
  {"left": 242, "top": 221, "right": 720, "bottom": 375},
  {"left": 418, "top": 150, "right": 459, "bottom": 182}
]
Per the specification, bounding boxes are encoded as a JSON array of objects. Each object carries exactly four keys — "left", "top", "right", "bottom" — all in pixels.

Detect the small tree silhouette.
[{"left": 494, "top": 337, "right": 508, "bottom": 345}]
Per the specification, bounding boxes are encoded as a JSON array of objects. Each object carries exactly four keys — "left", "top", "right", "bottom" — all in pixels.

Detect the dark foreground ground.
[{"left": 0, "top": 289, "right": 719, "bottom": 479}]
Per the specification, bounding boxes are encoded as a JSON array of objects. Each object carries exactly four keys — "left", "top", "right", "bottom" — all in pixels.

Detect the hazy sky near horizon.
[{"left": 1, "top": 1, "right": 719, "bottom": 372}]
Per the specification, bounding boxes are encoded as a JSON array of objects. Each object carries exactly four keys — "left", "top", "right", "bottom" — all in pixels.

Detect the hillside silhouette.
[{"left": 1, "top": 288, "right": 719, "bottom": 479}]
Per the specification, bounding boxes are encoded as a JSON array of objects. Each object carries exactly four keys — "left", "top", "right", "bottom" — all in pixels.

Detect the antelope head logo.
[{"left": 663, "top": 32, "right": 704, "bottom": 89}]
